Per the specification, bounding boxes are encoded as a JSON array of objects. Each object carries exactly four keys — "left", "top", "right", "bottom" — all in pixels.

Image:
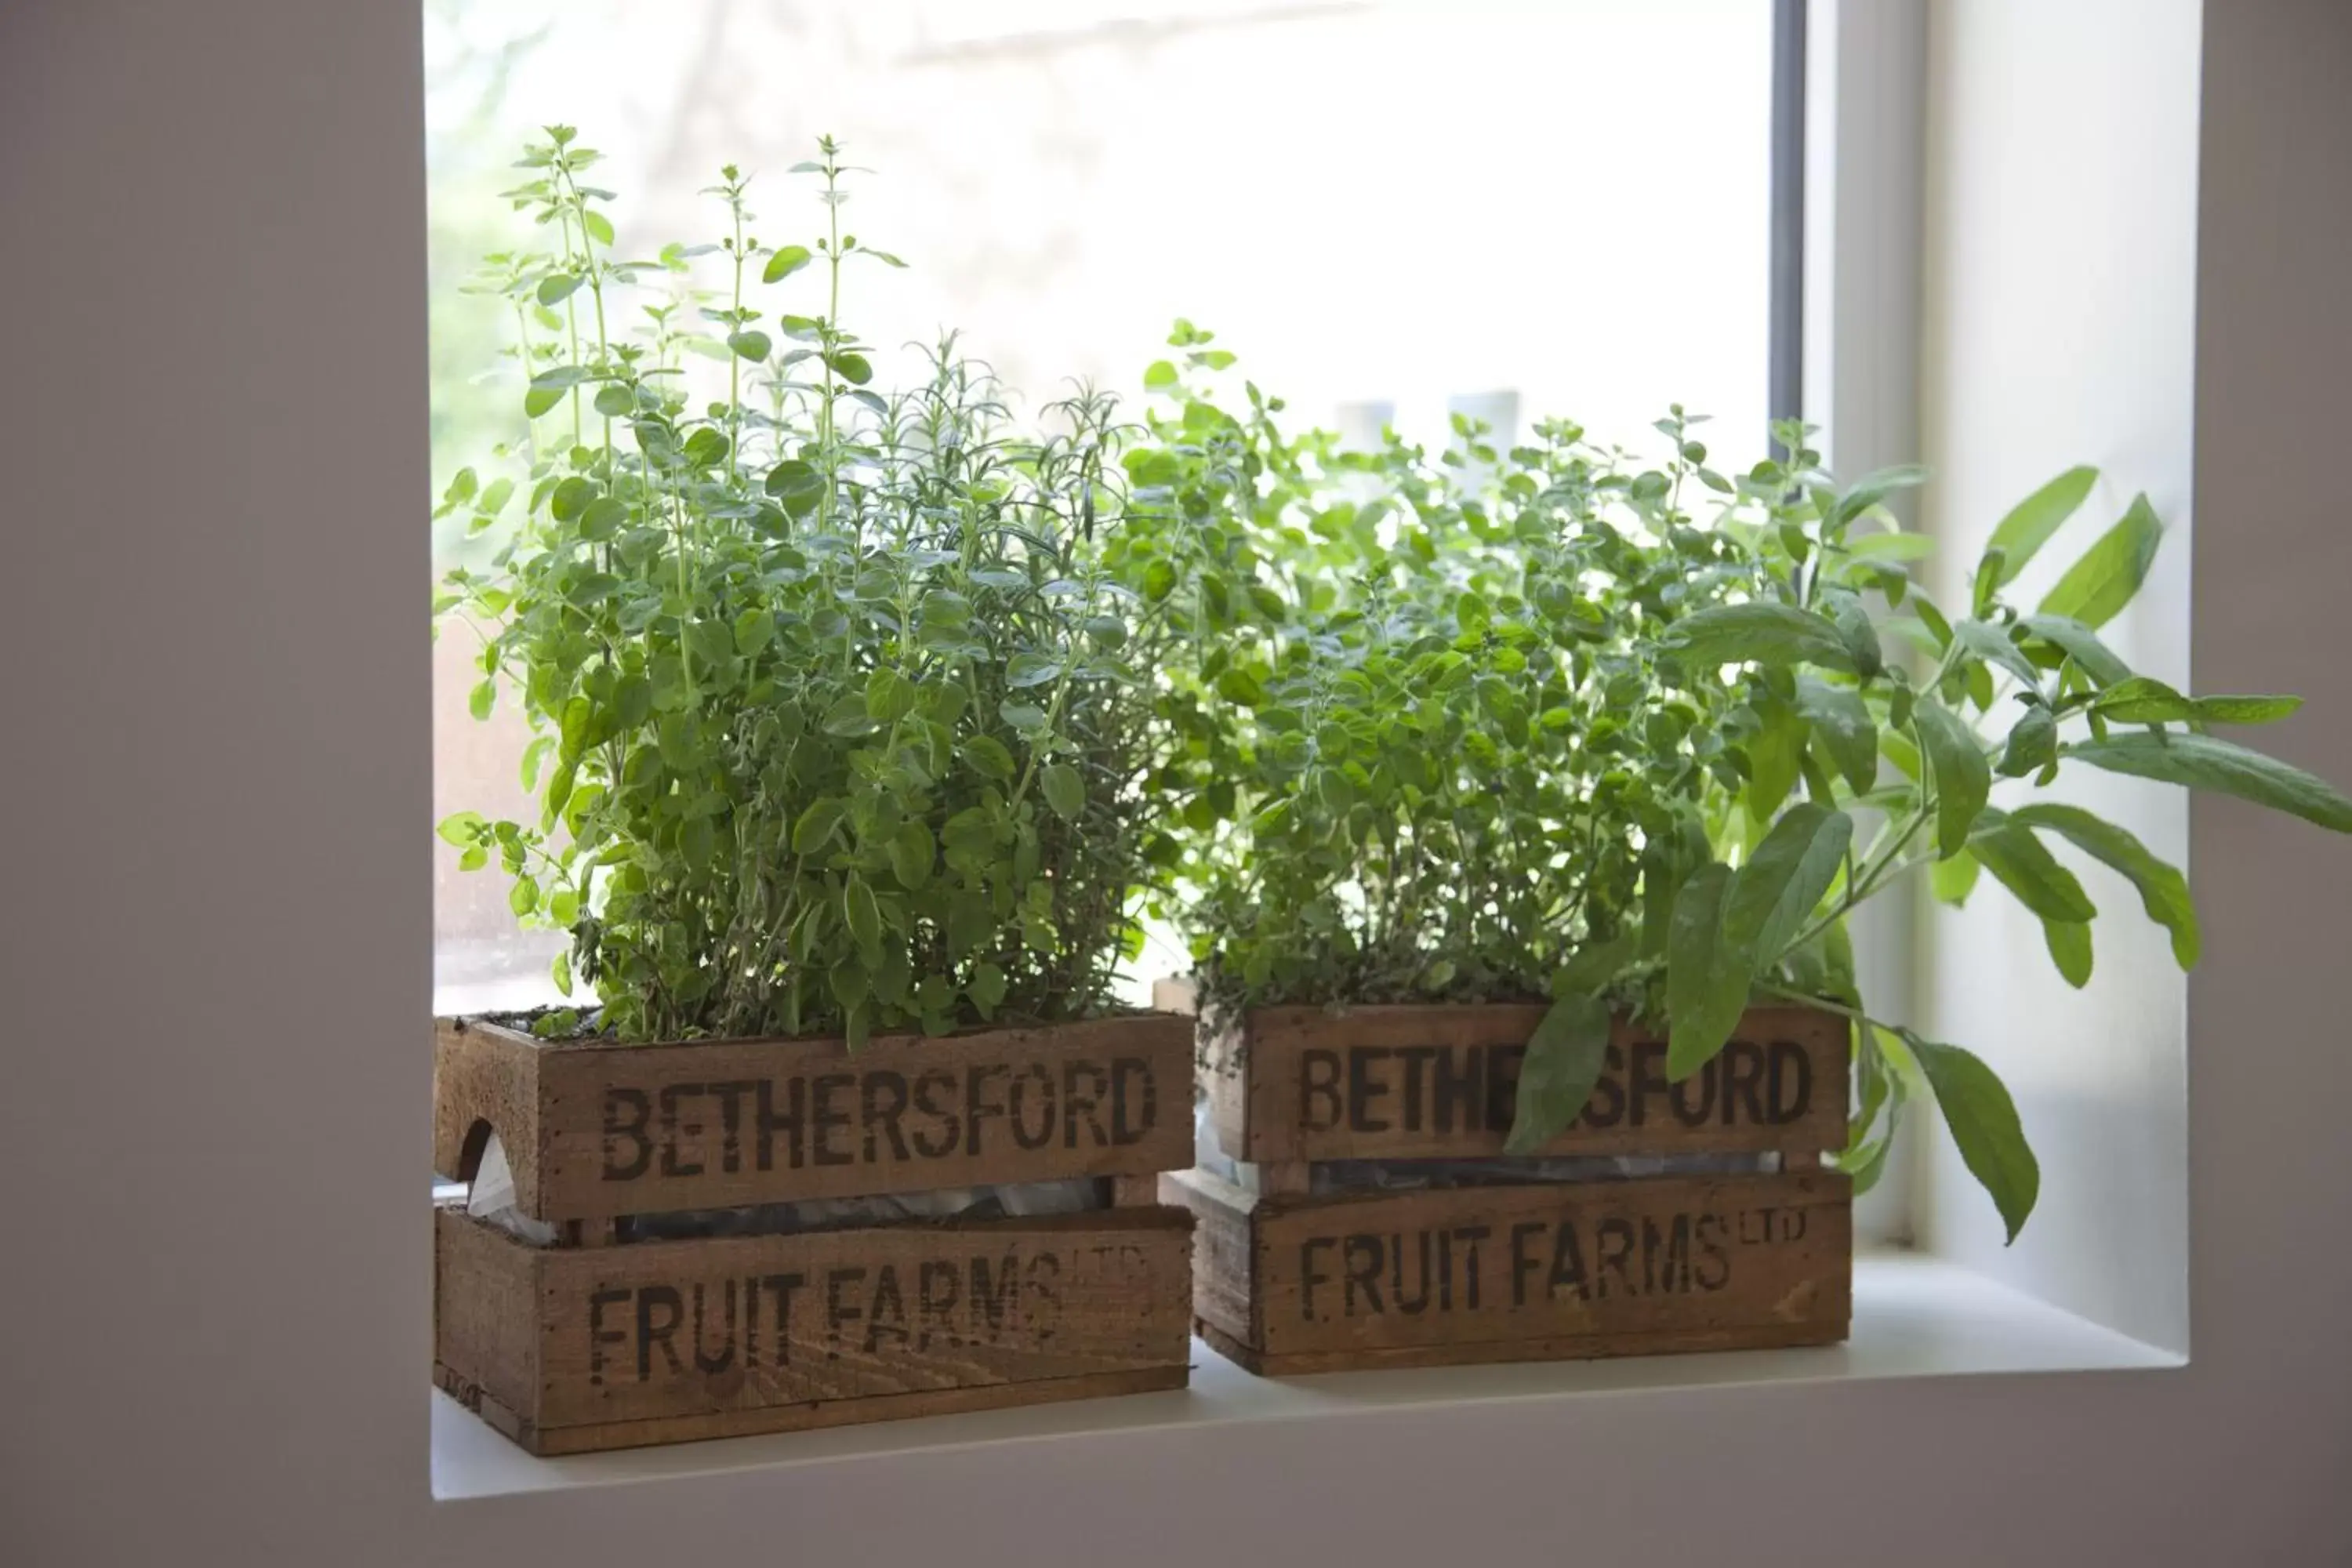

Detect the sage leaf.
[
  {"left": 1995, "top": 706, "right": 2057, "bottom": 779},
  {"left": 2007, "top": 802, "right": 2198, "bottom": 967},
  {"left": 1930, "top": 847, "right": 1980, "bottom": 906},
  {"left": 2064, "top": 730, "right": 2352, "bottom": 833},
  {"left": 1796, "top": 676, "right": 1878, "bottom": 795},
  {"left": 1955, "top": 619, "right": 2043, "bottom": 691},
  {"left": 1659, "top": 601, "right": 1857, "bottom": 673},
  {"left": 1969, "top": 816, "right": 2098, "bottom": 923},
  {"left": 1910, "top": 1034, "right": 2040, "bottom": 1243},
  {"left": 1982, "top": 465, "right": 2098, "bottom": 587},
  {"left": 2044, "top": 920, "right": 2093, "bottom": 988},
  {"left": 1504, "top": 993, "right": 1614, "bottom": 1155},
  {"left": 2017, "top": 614, "right": 2132, "bottom": 688},
  {"left": 1724, "top": 803, "right": 1853, "bottom": 966},
  {"left": 2037, "top": 493, "right": 2162, "bottom": 630},
  {"left": 1912, "top": 699, "right": 1991, "bottom": 858},
  {"left": 1666, "top": 862, "right": 1750, "bottom": 1079}
]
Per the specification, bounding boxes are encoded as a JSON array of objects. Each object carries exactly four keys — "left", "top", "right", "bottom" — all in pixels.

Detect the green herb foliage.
[{"left": 435, "top": 131, "right": 1186, "bottom": 1046}]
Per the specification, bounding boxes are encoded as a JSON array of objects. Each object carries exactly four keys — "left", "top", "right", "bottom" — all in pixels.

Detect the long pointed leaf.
[
  {"left": 1984, "top": 466, "right": 2099, "bottom": 587},
  {"left": 2007, "top": 801, "right": 2198, "bottom": 967},
  {"left": 2064, "top": 730, "right": 2352, "bottom": 833},
  {"left": 1504, "top": 994, "right": 1616, "bottom": 1154},
  {"left": 1725, "top": 804, "right": 1853, "bottom": 965},
  {"left": 1914, "top": 700, "right": 1991, "bottom": 859},
  {"left": 2037, "top": 493, "right": 2162, "bottom": 630},
  {"left": 1666, "top": 863, "right": 1749, "bottom": 1080},
  {"left": 1911, "top": 1034, "right": 2040, "bottom": 1243}
]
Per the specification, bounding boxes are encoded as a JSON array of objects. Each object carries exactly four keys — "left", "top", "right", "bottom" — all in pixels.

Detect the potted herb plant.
[
  {"left": 428, "top": 131, "right": 1197, "bottom": 1454},
  {"left": 1140, "top": 345, "right": 2352, "bottom": 1374}
]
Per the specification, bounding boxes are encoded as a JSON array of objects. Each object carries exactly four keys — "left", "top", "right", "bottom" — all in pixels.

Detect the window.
[{"left": 428, "top": 0, "right": 1782, "bottom": 1014}]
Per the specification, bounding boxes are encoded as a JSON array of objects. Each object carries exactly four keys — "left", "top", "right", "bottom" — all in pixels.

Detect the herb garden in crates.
[{"left": 434, "top": 131, "right": 2352, "bottom": 1446}]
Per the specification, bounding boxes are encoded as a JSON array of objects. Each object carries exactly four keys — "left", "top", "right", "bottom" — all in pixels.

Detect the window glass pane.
[{"left": 428, "top": 0, "right": 1774, "bottom": 1013}]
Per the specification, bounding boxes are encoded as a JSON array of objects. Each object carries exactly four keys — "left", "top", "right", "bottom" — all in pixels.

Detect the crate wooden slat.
[
  {"left": 433, "top": 1011, "right": 1198, "bottom": 1453},
  {"left": 1170, "top": 999, "right": 1853, "bottom": 1374},
  {"left": 434, "top": 1011, "right": 1195, "bottom": 1221},
  {"left": 435, "top": 1203, "right": 1192, "bottom": 1455}
]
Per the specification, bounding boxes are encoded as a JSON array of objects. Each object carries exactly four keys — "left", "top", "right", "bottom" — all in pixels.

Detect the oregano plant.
[{"left": 434, "top": 129, "right": 1192, "bottom": 1047}]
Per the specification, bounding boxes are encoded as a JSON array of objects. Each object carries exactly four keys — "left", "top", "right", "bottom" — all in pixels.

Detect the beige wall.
[
  {"left": 9, "top": 2, "right": 2352, "bottom": 1563},
  {"left": 1913, "top": 0, "right": 2201, "bottom": 1349}
]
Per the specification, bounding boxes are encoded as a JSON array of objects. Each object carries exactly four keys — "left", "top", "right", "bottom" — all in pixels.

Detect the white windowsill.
[{"left": 431, "top": 1247, "right": 2181, "bottom": 1502}]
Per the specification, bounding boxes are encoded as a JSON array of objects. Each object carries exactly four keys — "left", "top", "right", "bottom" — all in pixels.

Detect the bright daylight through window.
[{"left": 427, "top": 0, "right": 1776, "bottom": 1014}]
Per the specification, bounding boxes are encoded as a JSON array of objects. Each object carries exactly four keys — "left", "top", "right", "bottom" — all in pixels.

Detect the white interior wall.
[{"left": 1911, "top": 0, "right": 2201, "bottom": 1352}]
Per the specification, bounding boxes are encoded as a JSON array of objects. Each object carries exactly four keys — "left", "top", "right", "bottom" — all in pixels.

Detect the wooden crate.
[
  {"left": 433, "top": 1012, "right": 1196, "bottom": 1453},
  {"left": 1163, "top": 1000, "right": 1852, "bottom": 1374}
]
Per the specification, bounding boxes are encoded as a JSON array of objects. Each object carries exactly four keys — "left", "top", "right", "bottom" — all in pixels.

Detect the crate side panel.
[
  {"left": 1253, "top": 1171, "right": 1851, "bottom": 1359},
  {"left": 1161, "top": 1169, "right": 1259, "bottom": 1347},
  {"left": 434, "top": 1206, "right": 545, "bottom": 1426},
  {"left": 523, "top": 1207, "right": 1194, "bottom": 1428}
]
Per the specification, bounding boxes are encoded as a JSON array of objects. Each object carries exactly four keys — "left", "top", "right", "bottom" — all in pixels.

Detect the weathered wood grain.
[
  {"left": 434, "top": 1012, "right": 1195, "bottom": 1222},
  {"left": 1207, "top": 1004, "right": 1848, "bottom": 1164},
  {"left": 434, "top": 1203, "right": 1195, "bottom": 1453},
  {"left": 1174, "top": 1170, "right": 1850, "bottom": 1370}
]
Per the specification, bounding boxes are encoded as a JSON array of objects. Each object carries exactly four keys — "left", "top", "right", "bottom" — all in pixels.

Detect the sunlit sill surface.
[{"left": 432, "top": 1247, "right": 2180, "bottom": 1501}]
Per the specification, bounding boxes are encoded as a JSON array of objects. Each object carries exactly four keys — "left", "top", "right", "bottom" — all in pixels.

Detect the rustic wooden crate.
[
  {"left": 1163, "top": 999, "right": 1852, "bottom": 1374},
  {"left": 433, "top": 1012, "right": 1196, "bottom": 1453}
]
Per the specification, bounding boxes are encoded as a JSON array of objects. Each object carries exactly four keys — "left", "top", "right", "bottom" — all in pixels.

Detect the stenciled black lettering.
[
  {"left": 917, "top": 1259, "right": 960, "bottom": 1348},
  {"left": 971, "top": 1251, "right": 1021, "bottom": 1334},
  {"left": 1722, "top": 1040, "right": 1766, "bottom": 1127},
  {"left": 756, "top": 1077, "right": 806, "bottom": 1171},
  {"left": 1301, "top": 1049, "right": 1344, "bottom": 1132},
  {"left": 910, "top": 1069, "right": 960, "bottom": 1158},
  {"left": 860, "top": 1070, "right": 910, "bottom": 1163},
  {"left": 1009, "top": 1063, "right": 1057, "bottom": 1151},
  {"left": 1693, "top": 1215, "right": 1730, "bottom": 1290},
  {"left": 1628, "top": 1041, "right": 1670, "bottom": 1128},
  {"left": 1343, "top": 1234, "right": 1384, "bottom": 1316},
  {"left": 587, "top": 1287, "right": 630, "bottom": 1385},
  {"left": 760, "top": 1272, "right": 805, "bottom": 1365},
  {"left": 637, "top": 1286, "right": 684, "bottom": 1380},
  {"left": 658, "top": 1083, "right": 706, "bottom": 1178},
  {"left": 825, "top": 1267, "right": 866, "bottom": 1343},
  {"left": 1109, "top": 1056, "right": 1156, "bottom": 1145},
  {"left": 1396, "top": 1046, "right": 1439, "bottom": 1133},
  {"left": 1063, "top": 1059, "right": 1109, "bottom": 1149},
  {"left": 1594, "top": 1218, "right": 1636, "bottom": 1299},
  {"left": 1671, "top": 1058, "right": 1717, "bottom": 1128},
  {"left": 1547, "top": 1221, "right": 1589, "bottom": 1301},
  {"left": 1484, "top": 1045, "right": 1525, "bottom": 1132},
  {"left": 1391, "top": 1229, "right": 1434, "bottom": 1315},
  {"left": 1768, "top": 1039, "right": 1813, "bottom": 1123},
  {"left": 1509, "top": 1221, "right": 1547, "bottom": 1308},
  {"left": 1434, "top": 1045, "right": 1483, "bottom": 1134},
  {"left": 603, "top": 1089, "right": 652, "bottom": 1181},
  {"left": 1455, "top": 1225, "right": 1491, "bottom": 1309},
  {"left": 1300, "top": 1236, "right": 1337, "bottom": 1322},
  {"left": 964, "top": 1065, "right": 1007, "bottom": 1157},
  {"left": 710, "top": 1080, "right": 755, "bottom": 1174},
  {"left": 863, "top": 1265, "right": 908, "bottom": 1353},
  {"left": 1347, "top": 1047, "right": 1393, "bottom": 1134},
  {"left": 691, "top": 1280, "right": 737, "bottom": 1374},
  {"left": 810, "top": 1073, "right": 855, "bottom": 1167}
]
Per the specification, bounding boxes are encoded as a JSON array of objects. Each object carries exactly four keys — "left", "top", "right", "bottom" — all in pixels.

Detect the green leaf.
[
  {"left": 2044, "top": 919, "right": 2093, "bottom": 988},
  {"left": 1041, "top": 762, "right": 1085, "bottom": 821},
  {"left": 1142, "top": 360, "right": 1179, "bottom": 390},
  {"left": 1004, "top": 652, "right": 1060, "bottom": 690},
  {"left": 728, "top": 329, "right": 772, "bottom": 362},
  {"left": 761, "top": 244, "right": 813, "bottom": 283},
  {"left": 536, "top": 272, "right": 583, "bottom": 307},
  {"left": 436, "top": 811, "right": 486, "bottom": 847},
  {"left": 823, "top": 350, "right": 873, "bottom": 386},
  {"left": 2064, "top": 730, "right": 2352, "bottom": 833},
  {"left": 1982, "top": 465, "right": 2098, "bottom": 587},
  {"left": 2008, "top": 802, "right": 2198, "bottom": 967},
  {"left": 1911, "top": 1035, "right": 2040, "bottom": 1243},
  {"left": 1955, "top": 619, "right": 2043, "bottom": 691},
  {"left": 1666, "top": 863, "right": 1750, "bottom": 1079},
  {"left": 844, "top": 874, "right": 881, "bottom": 962},
  {"left": 963, "top": 735, "right": 1017, "bottom": 782},
  {"left": 866, "top": 667, "right": 917, "bottom": 724},
  {"left": 1503, "top": 994, "right": 1615, "bottom": 1155},
  {"left": 509, "top": 875, "right": 539, "bottom": 918},
  {"left": 1724, "top": 804, "right": 1853, "bottom": 966},
  {"left": 1744, "top": 690, "right": 1806, "bottom": 822},
  {"left": 1969, "top": 816, "right": 2098, "bottom": 923},
  {"left": 2016, "top": 615, "right": 2132, "bottom": 688},
  {"left": 967, "top": 960, "right": 1008, "bottom": 1018},
  {"left": 888, "top": 820, "right": 935, "bottom": 891},
  {"left": 1930, "top": 847, "right": 1980, "bottom": 906},
  {"left": 2091, "top": 677, "right": 2302, "bottom": 727},
  {"left": 551, "top": 949, "right": 572, "bottom": 996},
  {"left": 2038, "top": 493, "right": 2162, "bottom": 630},
  {"left": 1995, "top": 706, "right": 2057, "bottom": 779},
  {"left": 468, "top": 678, "right": 495, "bottom": 721},
  {"left": 1000, "top": 700, "right": 1048, "bottom": 732},
  {"left": 1659, "top": 601, "right": 1856, "bottom": 673},
  {"left": 1821, "top": 590, "right": 1882, "bottom": 681},
  {"left": 1796, "top": 676, "right": 1878, "bottom": 795},
  {"left": 1912, "top": 700, "right": 1990, "bottom": 858},
  {"left": 791, "top": 797, "right": 847, "bottom": 855}
]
